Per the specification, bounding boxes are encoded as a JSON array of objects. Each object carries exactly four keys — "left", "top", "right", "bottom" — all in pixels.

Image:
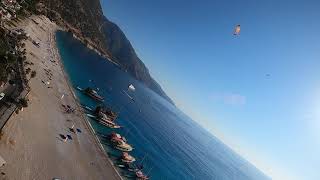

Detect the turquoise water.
[{"left": 56, "top": 31, "right": 269, "bottom": 180}]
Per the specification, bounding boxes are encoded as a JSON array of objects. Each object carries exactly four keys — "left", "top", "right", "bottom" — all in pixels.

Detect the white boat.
[
  {"left": 110, "top": 133, "right": 125, "bottom": 143},
  {"left": 76, "top": 86, "right": 83, "bottom": 91},
  {"left": 115, "top": 142, "right": 133, "bottom": 152},
  {"left": 86, "top": 113, "right": 96, "bottom": 118},
  {"left": 110, "top": 133, "right": 133, "bottom": 151},
  {"left": 81, "top": 104, "right": 93, "bottom": 111},
  {"left": 135, "top": 170, "right": 149, "bottom": 180},
  {"left": 128, "top": 84, "right": 135, "bottom": 91},
  {"left": 84, "top": 106, "right": 92, "bottom": 111},
  {"left": 121, "top": 152, "right": 136, "bottom": 163},
  {"left": 84, "top": 87, "right": 104, "bottom": 102},
  {"left": 98, "top": 120, "right": 121, "bottom": 129},
  {"left": 96, "top": 111, "right": 120, "bottom": 129},
  {"left": 0, "top": 93, "right": 5, "bottom": 101}
]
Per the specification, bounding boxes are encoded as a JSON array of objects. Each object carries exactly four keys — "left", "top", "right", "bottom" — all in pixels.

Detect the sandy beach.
[{"left": 0, "top": 15, "right": 121, "bottom": 180}]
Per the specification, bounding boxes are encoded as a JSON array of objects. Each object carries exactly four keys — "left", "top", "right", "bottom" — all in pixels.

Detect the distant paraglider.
[{"left": 233, "top": 24, "right": 241, "bottom": 35}]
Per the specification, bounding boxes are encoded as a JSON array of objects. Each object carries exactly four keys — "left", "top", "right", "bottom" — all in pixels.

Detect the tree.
[
  {"left": 30, "top": 70, "right": 36, "bottom": 78},
  {"left": 0, "top": 65, "right": 7, "bottom": 82},
  {"left": 7, "top": 53, "right": 17, "bottom": 64},
  {"left": 19, "top": 98, "right": 28, "bottom": 108},
  {"left": 25, "top": 67, "right": 31, "bottom": 74},
  {"left": 22, "top": 49, "right": 27, "bottom": 55}
]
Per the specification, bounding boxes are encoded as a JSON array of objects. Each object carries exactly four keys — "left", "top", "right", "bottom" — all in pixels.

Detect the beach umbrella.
[{"left": 233, "top": 24, "right": 241, "bottom": 35}]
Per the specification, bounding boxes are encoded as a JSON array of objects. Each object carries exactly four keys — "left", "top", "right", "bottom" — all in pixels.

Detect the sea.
[{"left": 56, "top": 31, "right": 270, "bottom": 180}]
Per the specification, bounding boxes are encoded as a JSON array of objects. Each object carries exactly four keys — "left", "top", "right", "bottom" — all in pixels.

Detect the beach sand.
[{"left": 0, "top": 15, "right": 122, "bottom": 180}]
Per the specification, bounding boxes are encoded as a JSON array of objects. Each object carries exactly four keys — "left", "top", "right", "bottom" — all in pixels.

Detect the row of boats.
[{"left": 78, "top": 86, "right": 150, "bottom": 180}]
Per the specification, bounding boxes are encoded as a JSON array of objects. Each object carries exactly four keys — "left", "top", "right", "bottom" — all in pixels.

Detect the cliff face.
[
  {"left": 42, "top": 0, "right": 106, "bottom": 50},
  {"left": 42, "top": 0, "right": 174, "bottom": 105},
  {"left": 100, "top": 17, "right": 174, "bottom": 104}
]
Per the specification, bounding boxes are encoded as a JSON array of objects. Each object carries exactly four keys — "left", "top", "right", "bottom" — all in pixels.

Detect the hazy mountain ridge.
[{"left": 42, "top": 0, "right": 174, "bottom": 105}]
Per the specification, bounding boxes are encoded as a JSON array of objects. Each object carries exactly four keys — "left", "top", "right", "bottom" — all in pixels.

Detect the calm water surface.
[{"left": 56, "top": 31, "right": 269, "bottom": 180}]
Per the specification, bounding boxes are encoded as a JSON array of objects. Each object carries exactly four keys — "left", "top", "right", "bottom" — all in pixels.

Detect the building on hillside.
[{"left": 2, "top": 0, "right": 17, "bottom": 7}]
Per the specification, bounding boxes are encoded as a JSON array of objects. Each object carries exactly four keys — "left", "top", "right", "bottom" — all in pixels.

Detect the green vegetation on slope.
[{"left": 42, "top": 0, "right": 175, "bottom": 105}]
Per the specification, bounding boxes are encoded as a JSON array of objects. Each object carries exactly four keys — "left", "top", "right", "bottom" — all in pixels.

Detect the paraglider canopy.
[{"left": 233, "top": 24, "right": 241, "bottom": 35}]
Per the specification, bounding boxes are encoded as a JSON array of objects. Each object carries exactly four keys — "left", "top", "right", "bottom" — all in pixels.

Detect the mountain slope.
[{"left": 42, "top": 0, "right": 174, "bottom": 105}]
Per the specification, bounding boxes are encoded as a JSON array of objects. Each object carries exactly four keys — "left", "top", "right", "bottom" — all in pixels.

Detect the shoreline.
[
  {"left": 0, "top": 15, "right": 122, "bottom": 180},
  {"left": 53, "top": 29, "right": 124, "bottom": 180},
  {"left": 47, "top": 10, "right": 121, "bottom": 69}
]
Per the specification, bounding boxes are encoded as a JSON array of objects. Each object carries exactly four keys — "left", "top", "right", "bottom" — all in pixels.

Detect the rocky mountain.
[{"left": 41, "top": 0, "right": 174, "bottom": 105}]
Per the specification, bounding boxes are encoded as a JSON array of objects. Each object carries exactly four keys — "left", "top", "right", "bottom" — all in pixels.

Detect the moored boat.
[
  {"left": 109, "top": 132, "right": 133, "bottom": 152},
  {"left": 115, "top": 141, "right": 133, "bottom": 152},
  {"left": 95, "top": 106, "right": 117, "bottom": 121},
  {"left": 121, "top": 152, "right": 136, "bottom": 163},
  {"left": 84, "top": 87, "right": 104, "bottom": 102},
  {"left": 94, "top": 105, "right": 117, "bottom": 119},
  {"left": 128, "top": 84, "right": 136, "bottom": 91},
  {"left": 135, "top": 170, "right": 149, "bottom": 180},
  {"left": 86, "top": 113, "right": 95, "bottom": 118},
  {"left": 93, "top": 106, "right": 121, "bottom": 128},
  {"left": 76, "top": 86, "right": 83, "bottom": 91},
  {"left": 98, "top": 119, "right": 121, "bottom": 129},
  {"left": 110, "top": 132, "right": 126, "bottom": 143},
  {"left": 81, "top": 105, "right": 93, "bottom": 111},
  {"left": 86, "top": 113, "right": 121, "bottom": 128}
]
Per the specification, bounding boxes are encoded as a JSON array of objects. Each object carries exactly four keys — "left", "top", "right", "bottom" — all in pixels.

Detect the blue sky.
[{"left": 100, "top": 0, "right": 320, "bottom": 179}]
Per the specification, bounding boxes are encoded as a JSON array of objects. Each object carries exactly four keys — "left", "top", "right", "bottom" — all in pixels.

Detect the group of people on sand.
[
  {"left": 61, "top": 104, "right": 75, "bottom": 114},
  {"left": 59, "top": 124, "right": 82, "bottom": 142}
]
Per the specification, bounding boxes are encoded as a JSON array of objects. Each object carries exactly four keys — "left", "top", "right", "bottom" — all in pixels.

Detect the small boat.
[
  {"left": 98, "top": 119, "right": 121, "bottom": 129},
  {"left": 86, "top": 113, "right": 96, "bottom": 118},
  {"left": 93, "top": 106, "right": 120, "bottom": 128},
  {"left": 98, "top": 115, "right": 118, "bottom": 125},
  {"left": 128, "top": 84, "right": 136, "bottom": 91},
  {"left": 135, "top": 170, "right": 149, "bottom": 180},
  {"left": 110, "top": 133, "right": 126, "bottom": 143},
  {"left": 117, "top": 164, "right": 126, "bottom": 168},
  {"left": 84, "top": 87, "right": 104, "bottom": 102},
  {"left": 118, "top": 162, "right": 139, "bottom": 171},
  {"left": 81, "top": 104, "right": 93, "bottom": 112},
  {"left": 83, "top": 106, "right": 93, "bottom": 111},
  {"left": 76, "top": 86, "right": 83, "bottom": 91},
  {"left": 121, "top": 152, "right": 136, "bottom": 163},
  {"left": 115, "top": 141, "right": 133, "bottom": 152},
  {"left": 109, "top": 133, "right": 133, "bottom": 152},
  {"left": 127, "top": 163, "right": 144, "bottom": 172},
  {"left": 94, "top": 106, "right": 117, "bottom": 121},
  {"left": 87, "top": 114, "right": 120, "bottom": 128}
]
